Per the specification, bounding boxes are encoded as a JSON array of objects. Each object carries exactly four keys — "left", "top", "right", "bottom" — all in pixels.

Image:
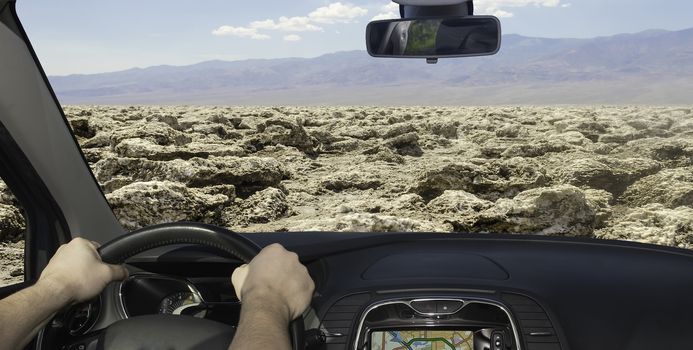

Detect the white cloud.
[
  {"left": 283, "top": 34, "right": 302, "bottom": 42},
  {"left": 476, "top": 0, "right": 565, "bottom": 17},
  {"left": 308, "top": 2, "right": 368, "bottom": 24},
  {"left": 382, "top": 2, "right": 400, "bottom": 12},
  {"left": 492, "top": 9, "right": 514, "bottom": 18},
  {"left": 371, "top": 12, "right": 397, "bottom": 20},
  {"left": 371, "top": 2, "right": 399, "bottom": 21},
  {"left": 211, "top": 26, "right": 270, "bottom": 40},
  {"left": 214, "top": 2, "right": 368, "bottom": 39},
  {"left": 250, "top": 16, "right": 322, "bottom": 32}
]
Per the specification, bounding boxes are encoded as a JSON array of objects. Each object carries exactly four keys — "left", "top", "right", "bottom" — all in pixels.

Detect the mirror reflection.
[{"left": 367, "top": 16, "right": 501, "bottom": 57}]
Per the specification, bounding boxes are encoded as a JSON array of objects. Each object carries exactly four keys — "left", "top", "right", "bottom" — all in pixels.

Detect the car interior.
[{"left": 0, "top": 0, "right": 692, "bottom": 349}]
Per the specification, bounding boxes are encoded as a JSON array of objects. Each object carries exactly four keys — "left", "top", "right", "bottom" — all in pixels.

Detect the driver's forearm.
[
  {"left": 0, "top": 279, "right": 72, "bottom": 350},
  {"left": 228, "top": 299, "right": 292, "bottom": 350}
]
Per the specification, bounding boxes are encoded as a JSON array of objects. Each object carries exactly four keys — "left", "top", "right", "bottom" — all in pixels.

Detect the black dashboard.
[{"left": 44, "top": 232, "right": 693, "bottom": 350}]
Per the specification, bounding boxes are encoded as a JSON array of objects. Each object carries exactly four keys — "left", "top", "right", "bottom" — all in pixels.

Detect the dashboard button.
[
  {"left": 436, "top": 300, "right": 463, "bottom": 314},
  {"left": 492, "top": 332, "right": 504, "bottom": 350},
  {"left": 410, "top": 300, "right": 437, "bottom": 314}
]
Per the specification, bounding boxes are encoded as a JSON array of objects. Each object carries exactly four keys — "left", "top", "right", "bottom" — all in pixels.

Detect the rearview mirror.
[{"left": 366, "top": 16, "right": 501, "bottom": 59}]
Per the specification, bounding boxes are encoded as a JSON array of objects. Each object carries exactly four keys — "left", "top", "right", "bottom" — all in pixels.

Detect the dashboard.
[{"left": 42, "top": 232, "right": 693, "bottom": 350}]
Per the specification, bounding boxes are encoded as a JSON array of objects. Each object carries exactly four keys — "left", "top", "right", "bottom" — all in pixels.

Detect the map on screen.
[{"left": 370, "top": 330, "right": 474, "bottom": 350}]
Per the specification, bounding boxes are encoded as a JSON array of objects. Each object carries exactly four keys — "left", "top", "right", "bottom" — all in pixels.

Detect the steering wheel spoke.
[{"left": 58, "top": 329, "right": 103, "bottom": 350}]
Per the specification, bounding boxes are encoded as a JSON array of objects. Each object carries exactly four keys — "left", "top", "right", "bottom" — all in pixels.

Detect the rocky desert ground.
[{"left": 2, "top": 105, "right": 692, "bottom": 286}]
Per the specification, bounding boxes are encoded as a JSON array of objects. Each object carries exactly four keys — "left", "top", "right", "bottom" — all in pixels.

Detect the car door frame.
[{"left": 0, "top": 120, "right": 71, "bottom": 291}]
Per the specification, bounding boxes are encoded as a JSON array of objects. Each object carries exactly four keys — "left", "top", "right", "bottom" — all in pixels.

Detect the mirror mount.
[
  {"left": 400, "top": 1, "right": 474, "bottom": 64},
  {"left": 397, "top": 0, "right": 474, "bottom": 19}
]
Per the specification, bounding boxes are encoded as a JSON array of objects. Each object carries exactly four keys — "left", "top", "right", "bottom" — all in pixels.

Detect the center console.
[{"left": 353, "top": 297, "right": 521, "bottom": 350}]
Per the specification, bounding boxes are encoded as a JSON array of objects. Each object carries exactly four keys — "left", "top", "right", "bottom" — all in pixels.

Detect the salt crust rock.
[
  {"left": 109, "top": 121, "right": 192, "bottom": 147},
  {"left": 106, "top": 181, "right": 232, "bottom": 230},
  {"left": 0, "top": 204, "right": 25, "bottom": 241},
  {"left": 68, "top": 117, "right": 96, "bottom": 139},
  {"left": 426, "top": 190, "right": 492, "bottom": 214},
  {"left": 411, "top": 158, "right": 549, "bottom": 201},
  {"left": 338, "top": 126, "right": 378, "bottom": 140},
  {"left": 421, "top": 120, "right": 459, "bottom": 139},
  {"left": 114, "top": 138, "right": 246, "bottom": 160},
  {"left": 0, "top": 241, "right": 25, "bottom": 285},
  {"left": 2, "top": 106, "right": 692, "bottom": 250},
  {"left": 622, "top": 167, "right": 693, "bottom": 208},
  {"left": 386, "top": 194, "right": 425, "bottom": 211},
  {"left": 499, "top": 138, "right": 574, "bottom": 158},
  {"left": 410, "top": 163, "right": 483, "bottom": 201},
  {"left": 322, "top": 172, "right": 383, "bottom": 192},
  {"left": 223, "top": 187, "right": 289, "bottom": 226},
  {"left": 451, "top": 185, "right": 611, "bottom": 236},
  {"left": 472, "top": 158, "right": 550, "bottom": 201},
  {"left": 364, "top": 147, "right": 405, "bottom": 164},
  {"left": 334, "top": 213, "right": 441, "bottom": 232},
  {"left": 288, "top": 213, "right": 443, "bottom": 233},
  {"left": 385, "top": 132, "right": 423, "bottom": 157},
  {"left": 595, "top": 204, "right": 693, "bottom": 249},
  {"left": 380, "top": 123, "right": 416, "bottom": 139},
  {"left": 94, "top": 156, "right": 287, "bottom": 195},
  {"left": 549, "top": 155, "right": 661, "bottom": 195},
  {"left": 0, "top": 182, "right": 19, "bottom": 206},
  {"left": 613, "top": 137, "right": 693, "bottom": 166},
  {"left": 251, "top": 118, "right": 318, "bottom": 154}
]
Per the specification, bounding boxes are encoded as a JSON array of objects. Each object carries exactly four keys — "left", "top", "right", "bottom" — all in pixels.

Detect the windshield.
[{"left": 11, "top": 1, "right": 693, "bottom": 251}]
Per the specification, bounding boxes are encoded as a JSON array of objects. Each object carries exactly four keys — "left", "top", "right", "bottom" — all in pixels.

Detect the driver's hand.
[
  {"left": 231, "top": 244, "right": 314, "bottom": 322},
  {"left": 38, "top": 237, "right": 128, "bottom": 304}
]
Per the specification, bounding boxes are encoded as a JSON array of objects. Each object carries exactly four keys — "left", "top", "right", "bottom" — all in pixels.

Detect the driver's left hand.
[{"left": 38, "top": 238, "right": 128, "bottom": 304}]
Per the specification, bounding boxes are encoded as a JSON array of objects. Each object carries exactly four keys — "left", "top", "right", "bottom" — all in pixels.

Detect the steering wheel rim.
[
  {"left": 98, "top": 222, "right": 262, "bottom": 264},
  {"left": 96, "top": 222, "right": 305, "bottom": 350}
]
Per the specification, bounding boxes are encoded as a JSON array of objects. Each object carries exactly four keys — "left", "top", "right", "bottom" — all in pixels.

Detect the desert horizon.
[{"left": 45, "top": 27, "right": 693, "bottom": 106}]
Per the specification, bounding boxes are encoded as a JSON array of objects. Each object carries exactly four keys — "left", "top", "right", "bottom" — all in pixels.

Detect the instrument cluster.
[{"left": 117, "top": 274, "right": 241, "bottom": 324}]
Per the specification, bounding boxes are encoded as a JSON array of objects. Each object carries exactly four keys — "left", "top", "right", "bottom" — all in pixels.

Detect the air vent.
[
  {"left": 502, "top": 293, "right": 562, "bottom": 350},
  {"left": 321, "top": 293, "right": 371, "bottom": 349}
]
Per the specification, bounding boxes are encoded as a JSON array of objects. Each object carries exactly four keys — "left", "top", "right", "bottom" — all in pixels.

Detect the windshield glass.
[{"left": 13, "top": 1, "right": 693, "bottom": 251}]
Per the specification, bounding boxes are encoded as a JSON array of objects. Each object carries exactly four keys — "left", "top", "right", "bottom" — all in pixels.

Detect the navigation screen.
[{"left": 370, "top": 330, "right": 474, "bottom": 350}]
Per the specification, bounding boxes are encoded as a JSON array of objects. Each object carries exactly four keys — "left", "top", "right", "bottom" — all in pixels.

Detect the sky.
[{"left": 15, "top": 0, "right": 693, "bottom": 76}]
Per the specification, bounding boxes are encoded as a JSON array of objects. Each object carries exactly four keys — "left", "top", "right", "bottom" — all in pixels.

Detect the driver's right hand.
[{"left": 231, "top": 243, "right": 315, "bottom": 321}]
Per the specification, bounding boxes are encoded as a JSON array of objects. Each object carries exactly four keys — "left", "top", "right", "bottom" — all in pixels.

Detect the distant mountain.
[{"left": 49, "top": 28, "right": 693, "bottom": 105}]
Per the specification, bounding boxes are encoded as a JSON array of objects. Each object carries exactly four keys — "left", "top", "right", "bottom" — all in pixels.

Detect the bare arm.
[
  {"left": 0, "top": 278, "right": 72, "bottom": 350},
  {"left": 229, "top": 294, "right": 293, "bottom": 350},
  {"left": 0, "top": 238, "right": 127, "bottom": 350},
  {"left": 228, "top": 244, "right": 315, "bottom": 350}
]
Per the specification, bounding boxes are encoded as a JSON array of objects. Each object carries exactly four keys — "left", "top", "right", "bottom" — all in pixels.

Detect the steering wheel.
[{"left": 94, "top": 222, "right": 305, "bottom": 350}]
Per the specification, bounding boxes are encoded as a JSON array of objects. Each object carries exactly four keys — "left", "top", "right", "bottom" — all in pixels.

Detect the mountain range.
[{"left": 49, "top": 27, "right": 693, "bottom": 105}]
